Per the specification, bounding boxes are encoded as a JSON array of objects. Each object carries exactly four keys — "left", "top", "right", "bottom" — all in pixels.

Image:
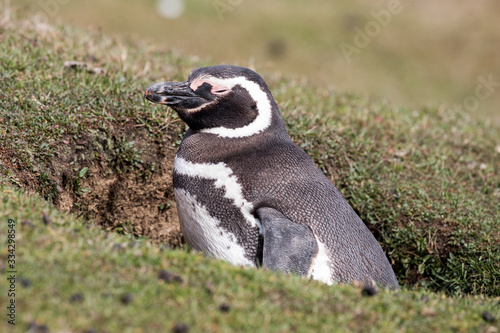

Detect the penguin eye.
[
  {"left": 211, "top": 86, "right": 230, "bottom": 95},
  {"left": 190, "top": 78, "right": 231, "bottom": 96}
]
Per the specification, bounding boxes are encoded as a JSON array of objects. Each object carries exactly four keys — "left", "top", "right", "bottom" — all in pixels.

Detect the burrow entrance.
[{"left": 40, "top": 125, "right": 184, "bottom": 247}]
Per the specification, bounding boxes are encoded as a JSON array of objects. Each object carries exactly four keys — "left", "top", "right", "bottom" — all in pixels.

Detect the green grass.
[
  {"left": 12, "top": 0, "right": 500, "bottom": 124},
  {"left": 1, "top": 188, "right": 499, "bottom": 332},
  {"left": 0, "top": 16, "right": 499, "bottom": 332}
]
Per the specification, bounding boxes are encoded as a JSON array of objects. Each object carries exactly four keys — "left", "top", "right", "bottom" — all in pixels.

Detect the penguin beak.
[{"left": 144, "top": 81, "right": 198, "bottom": 105}]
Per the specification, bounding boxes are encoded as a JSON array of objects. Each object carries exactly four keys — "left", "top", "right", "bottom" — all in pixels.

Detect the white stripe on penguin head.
[{"left": 187, "top": 76, "right": 273, "bottom": 138}]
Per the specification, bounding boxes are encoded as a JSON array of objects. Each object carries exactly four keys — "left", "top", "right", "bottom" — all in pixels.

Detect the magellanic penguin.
[{"left": 145, "top": 65, "right": 399, "bottom": 289}]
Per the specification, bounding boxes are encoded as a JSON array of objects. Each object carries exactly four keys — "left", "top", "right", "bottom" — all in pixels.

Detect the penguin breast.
[{"left": 173, "top": 156, "right": 262, "bottom": 266}]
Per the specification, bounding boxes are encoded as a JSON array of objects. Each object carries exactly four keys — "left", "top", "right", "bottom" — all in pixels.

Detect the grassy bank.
[
  {"left": 13, "top": 0, "right": 500, "bottom": 124},
  {"left": 0, "top": 17, "right": 499, "bottom": 332},
  {"left": 0, "top": 188, "right": 499, "bottom": 332}
]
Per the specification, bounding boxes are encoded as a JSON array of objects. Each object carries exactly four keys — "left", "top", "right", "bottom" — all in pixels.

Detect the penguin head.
[{"left": 145, "top": 65, "right": 283, "bottom": 138}]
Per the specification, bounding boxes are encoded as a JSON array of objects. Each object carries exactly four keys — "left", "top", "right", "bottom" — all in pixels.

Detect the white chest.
[
  {"left": 173, "top": 156, "right": 261, "bottom": 267},
  {"left": 175, "top": 188, "right": 254, "bottom": 266}
]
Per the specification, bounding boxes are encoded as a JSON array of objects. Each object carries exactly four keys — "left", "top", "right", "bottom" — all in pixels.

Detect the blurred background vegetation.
[{"left": 11, "top": 0, "right": 500, "bottom": 124}]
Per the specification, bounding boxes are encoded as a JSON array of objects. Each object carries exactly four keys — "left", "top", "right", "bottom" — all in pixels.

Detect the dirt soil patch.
[{"left": 46, "top": 125, "right": 183, "bottom": 247}]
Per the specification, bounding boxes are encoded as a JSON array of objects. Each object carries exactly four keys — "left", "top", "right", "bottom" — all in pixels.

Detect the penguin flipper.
[{"left": 256, "top": 207, "right": 319, "bottom": 277}]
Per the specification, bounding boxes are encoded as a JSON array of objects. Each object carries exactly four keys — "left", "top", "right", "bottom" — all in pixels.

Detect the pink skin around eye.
[{"left": 190, "top": 79, "right": 229, "bottom": 95}]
